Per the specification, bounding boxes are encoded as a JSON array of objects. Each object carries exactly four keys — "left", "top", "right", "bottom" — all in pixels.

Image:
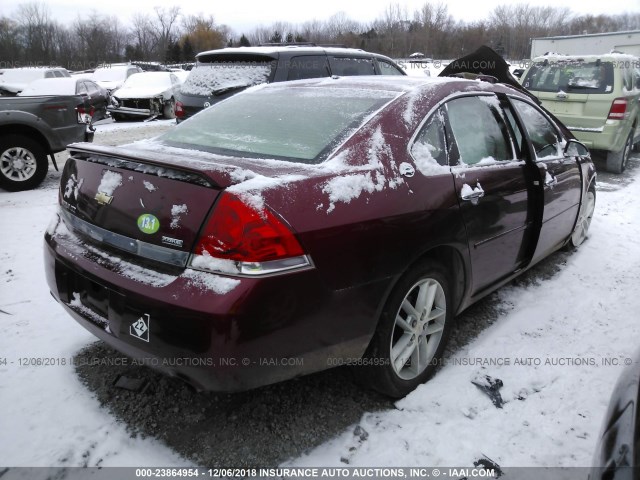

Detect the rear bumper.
[
  {"left": 567, "top": 120, "right": 633, "bottom": 152},
  {"left": 44, "top": 213, "right": 383, "bottom": 391}
]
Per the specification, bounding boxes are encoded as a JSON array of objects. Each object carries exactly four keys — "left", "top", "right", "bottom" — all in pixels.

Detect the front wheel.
[
  {"left": 567, "top": 189, "right": 595, "bottom": 248},
  {"left": 0, "top": 134, "right": 48, "bottom": 191},
  {"left": 358, "top": 261, "right": 453, "bottom": 398}
]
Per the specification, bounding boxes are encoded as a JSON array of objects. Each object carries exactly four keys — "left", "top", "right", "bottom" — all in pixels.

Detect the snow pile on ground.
[{"left": 0, "top": 187, "right": 188, "bottom": 467}]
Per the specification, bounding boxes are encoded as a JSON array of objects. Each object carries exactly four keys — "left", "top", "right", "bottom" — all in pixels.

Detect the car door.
[
  {"left": 508, "top": 97, "right": 582, "bottom": 262},
  {"left": 444, "top": 94, "right": 537, "bottom": 294}
]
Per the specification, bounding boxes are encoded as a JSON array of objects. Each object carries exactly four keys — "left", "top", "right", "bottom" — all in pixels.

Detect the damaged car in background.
[{"left": 108, "top": 72, "right": 182, "bottom": 121}]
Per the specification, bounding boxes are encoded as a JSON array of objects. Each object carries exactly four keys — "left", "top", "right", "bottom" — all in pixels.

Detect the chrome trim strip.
[
  {"left": 188, "top": 253, "right": 314, "bottom": 277},
  {"left": 60, "top": 209, "right": 189, "bottom": 267},
  {"left": 106, "top": 106, "right": 152, "bottom": 116},
  {"left": 566, "top": 126, "right": 604, "bottom": 133}
]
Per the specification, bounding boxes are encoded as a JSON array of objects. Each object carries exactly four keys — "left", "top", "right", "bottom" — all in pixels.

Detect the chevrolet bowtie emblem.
[{"left": 95, "top": 191, "right": 113, "bottom": 205}]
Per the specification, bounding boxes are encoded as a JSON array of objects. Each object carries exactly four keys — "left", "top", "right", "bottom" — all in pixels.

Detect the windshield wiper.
[
  {"left": 212, "top": 84, "right": 251, "bottom": 96},
  {"left": 566, "top": 84, "right": 599, "bottom": 90}
]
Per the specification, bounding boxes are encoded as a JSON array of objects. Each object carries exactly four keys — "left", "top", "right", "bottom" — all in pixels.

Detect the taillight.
[
  {"left": 75, "top": 105, "right": 91, "bottom": 124},
  {"left": 175, "top": 101, "right": 185, "bottom": 119},
  {"left": 607, "top": 98, "right": 627, "bottom": 120},
  {"left": 189, "top": 193, "right": 310, "bottom": 276}
]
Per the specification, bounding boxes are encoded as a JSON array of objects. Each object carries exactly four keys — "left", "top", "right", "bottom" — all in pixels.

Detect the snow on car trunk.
[{"left": 58, "top": 149, "right": 220, "bottom": 262}]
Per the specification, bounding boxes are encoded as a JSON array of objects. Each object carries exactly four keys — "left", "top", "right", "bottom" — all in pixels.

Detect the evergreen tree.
[
  {"left": 269, "top": 31, "right": 282, "bottom": 43},
  {"left": 182, "top": 37, "right": 194, "bottom": 61}
]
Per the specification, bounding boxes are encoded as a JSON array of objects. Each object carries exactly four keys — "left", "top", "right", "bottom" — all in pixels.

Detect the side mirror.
[{"left": 564, "top": 139, "right": 590, "bottom": 158}]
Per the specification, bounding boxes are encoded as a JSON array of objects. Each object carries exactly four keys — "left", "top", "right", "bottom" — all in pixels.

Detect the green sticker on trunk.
[{"left": 137, "top": 214, "right": 160, "bottom": 234}]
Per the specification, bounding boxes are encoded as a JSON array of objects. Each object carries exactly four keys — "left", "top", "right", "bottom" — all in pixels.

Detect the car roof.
[
  {"left": 253, "top": 74, "right": 524, "bottom": 97},
  {"left": 196, "top": 45, "right": 392, "bottom": 60},
  {"left": 532, "top": 53, "right": 639, "bottom": 62},
  {"left": 18, "top": 77, "right": 81, "bottom": 95},
  {"left": 27, "top": 77, "right": 79, "bottom": 87}
]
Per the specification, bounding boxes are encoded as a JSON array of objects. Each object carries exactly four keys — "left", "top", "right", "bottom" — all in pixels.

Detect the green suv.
[{"left": 521, "top": 53, "right": 640, "bottom": 173}]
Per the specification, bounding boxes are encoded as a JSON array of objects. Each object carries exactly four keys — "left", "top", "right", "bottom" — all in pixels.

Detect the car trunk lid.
[{"left": 59, "top": 143, "right": 309, "bottom": 266}]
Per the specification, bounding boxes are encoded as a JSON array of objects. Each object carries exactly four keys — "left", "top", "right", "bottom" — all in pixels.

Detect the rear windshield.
[
  {"left": 180, "top": 58, "right": 273, "bottom": 97},
  {"left": 159, "top": 86, "right": 398, "bottom": 163},
  {"left": 522, "top": 61, "right": 614, "bottom": 94}
]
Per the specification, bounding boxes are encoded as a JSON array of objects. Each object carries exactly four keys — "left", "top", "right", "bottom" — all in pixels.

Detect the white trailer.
[{"left": 530, "top": 30, "right": 640, "bottom": 59}]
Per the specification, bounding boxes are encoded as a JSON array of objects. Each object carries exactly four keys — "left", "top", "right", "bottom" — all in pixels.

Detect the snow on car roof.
[
  {"left": 196, "top": 45, "right": 368, "bottom": 58},
  {"left": 0, "top": 67, "right": 66, "bottom": 83},
  {"left": 121, "top": 72, "right": 174, "bottom": 88},
  {"left": 18, "top": 77, "right": 79, "bottom": 96},
  {"left": 532, "top": 53, "right": 639, "bottom": 62}
]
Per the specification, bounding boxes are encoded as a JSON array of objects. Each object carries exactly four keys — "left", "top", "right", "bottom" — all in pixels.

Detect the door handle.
[
  {"left": 545, "top": 174, "right": 558, "bottom": 187},
  {"left": 461, "top": 190, "right": 485, "bottom": 201}
]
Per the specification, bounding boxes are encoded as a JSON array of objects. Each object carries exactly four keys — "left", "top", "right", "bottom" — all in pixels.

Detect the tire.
[
  {"left": 163, "top": 98, "right": 176, "bottom": 119},
  {"left": 0, "top": 134, "right": 48, "bottom": 191},
  {"left": 358, "top": 261, "right": 454, "bottom": 398},
  {"left": 606, "top": 131, "right": 633, "bottom": 174},
  {"left": 567, "top": 188, "right": 595, "bottom": 249},
  {"left": 111, "top": 113, "right": 124, "bottom": 122}
]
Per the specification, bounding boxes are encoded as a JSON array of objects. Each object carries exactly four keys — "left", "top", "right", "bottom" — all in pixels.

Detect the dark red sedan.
[{"left": 44, "top": 75, "right": 596, "bottom": 398}]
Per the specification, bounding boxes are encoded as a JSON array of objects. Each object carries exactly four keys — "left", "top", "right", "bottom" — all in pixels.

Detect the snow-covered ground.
[
  {"left": 0, "top": 116, "right": 638, "bottom": 469},
  {"left": 290, "top": 161, "right": 640, "bottom": 468}
]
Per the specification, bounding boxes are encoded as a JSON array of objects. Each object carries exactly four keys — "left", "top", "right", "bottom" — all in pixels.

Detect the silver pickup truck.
[{"left": 0, "top": 95, "right": 94, "bottom": 191}]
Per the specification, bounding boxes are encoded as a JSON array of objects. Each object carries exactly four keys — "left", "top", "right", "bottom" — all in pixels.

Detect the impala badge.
[{"left": 95, "top": 191, "right": 113, "bottom": 205}]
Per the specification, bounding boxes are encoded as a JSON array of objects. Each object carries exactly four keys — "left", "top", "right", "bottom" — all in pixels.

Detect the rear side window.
[
  {"left": 287, "top": 55, "right": 329, "bottom": 81},
  {"left": 511, "top": 99, "right": 562, "bottom": 159},
  {"left": 411, "top": 111, "right": 448, "bottom": 167},
  {"left": 446, "top": 96, "right": 512, "bottom": 165},
  {"left": 522, "top": 61, "right": 614, "bottom": 94},
  {"left": 378, "top": 60, "right": 404, "bottom": 76},
  {"left": 181, "top": 56, "right": 273, "bottom": 96},
  {"left": 84, "top": 81, "right": 99, "bottom": 94},
  {"left": 330, "top": 57, "right": 376, "bottom": 76}
]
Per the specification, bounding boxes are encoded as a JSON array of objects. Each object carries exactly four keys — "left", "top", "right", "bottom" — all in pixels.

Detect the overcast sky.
[{"left": 1, "top": 0, "right": 639, "bottom": 34}]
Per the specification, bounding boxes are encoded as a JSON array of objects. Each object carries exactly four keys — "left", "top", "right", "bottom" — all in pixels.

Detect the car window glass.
[
  {"left": 503, "top": 106, "right": 524, "bottom": 157},
  {"left": 378, "top": 60, "right": 404, "bottom": 76},
  {"left": 330, "top": 57, "right": 376, "bottom": 76},
  {"left": 87, "top": 81, "right": 99, "bottom": 94},
  {"left": 411, "top": 110, "right": 447, "bottom": 167},
  {"left": 45, "top": 71, "right": 55, "bottom": 78},
  {"left": 511, "top": 99, "right": 562, "bottom": 159},
  {"left": 446, "top": 96, "right": 511, "bottom": 165},
  {"left": 53, "top": 70, "right": 64, "bottom": 78},
  {"left": 287, "top": 55, "right": 329, "bottom": 81},
  {"left": 623, "top": 67, "right": 633, "bottom": 91},
  {"left": 77, "top": 82, "right": 88, "bottom": 94},
  {"left": 523, "top": 61, "right": 614, "bottom": 94}
]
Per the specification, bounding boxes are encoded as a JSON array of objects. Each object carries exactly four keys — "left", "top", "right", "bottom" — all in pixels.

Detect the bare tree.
[{"left": 151, "top": 6, "right": 181, "bottom": 60}]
